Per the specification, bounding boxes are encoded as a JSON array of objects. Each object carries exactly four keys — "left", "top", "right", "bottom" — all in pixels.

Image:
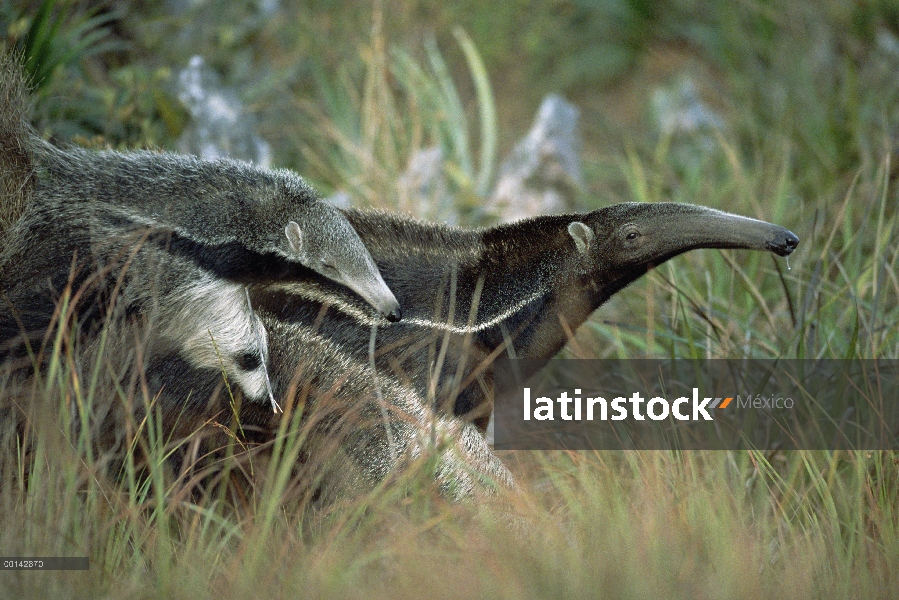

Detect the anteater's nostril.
[
  {"left": 386, "top": 307, "right": 402, "bottom": 323},
  {"left": 767, "top": 230, "right": 800, "bottom": 256},
  {"left": 784, "top": 231, "right": 799, "bottom": 251}
]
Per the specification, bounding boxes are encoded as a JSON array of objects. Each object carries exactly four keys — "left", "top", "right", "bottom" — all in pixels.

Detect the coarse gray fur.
[
  {"left": 0, "top": 52, "right": 398, "bottom": 408},
  {"left": 25, "top": 140, "right": 401, "bottom": 321},
  {"left": 135, "top": 203, "right": 796, "bottom": 500},
  {"left": 0, "top": 51, "right": 34, "bottom": 241},
  {"left": 139, "top": 315, "right": 516, "bottom": 503},
  {"left": 0, "top": 52, "right": 399, "bottom": 321},
  {"left": 0, "top": 140, "right": 402, "bottom": 409},
  {"left": 0, "top": 143, "right": 280, "bottom": 405},
  {"left": 246, "top": 203, "right": 799, "bottom": 431},
  {"left": 0, "top": 195, "right": 799, "bottom": 502},
  {"left": 0, "top": 194, "right": 280, "bottom": 408},
  {"left": 0, "top": 53, "right": 800, "bottom": 503}
]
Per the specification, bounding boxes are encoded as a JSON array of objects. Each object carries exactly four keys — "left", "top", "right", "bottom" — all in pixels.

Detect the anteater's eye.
[
  {"left": 626, "top": 231, "right": 639, "bottom": 240},
  {"left": 320, "top": 261, "right": 339, "bottom": 275}
]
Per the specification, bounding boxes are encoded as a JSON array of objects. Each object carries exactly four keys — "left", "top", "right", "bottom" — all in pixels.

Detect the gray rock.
[
  {"left": 325, "top": 190, "right": 353, "bottom": 210},
  {"left": 487, "top": 95, "right": 583, "bottom": 221},
  {"left": 398, "top": 146, "right": 458, "bottom": 225},
  {"left": 176, "top": 56, "right": 272, "bottom": 168},
  {"left": 652, "top": 76, "right": 724, "bottom": 135}
]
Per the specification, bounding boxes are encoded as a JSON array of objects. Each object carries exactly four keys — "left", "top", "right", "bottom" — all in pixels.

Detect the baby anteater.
[
  {"left": 31, "top": 140, "right": 402, "bottom": 321},
  {"left": 0, "top": 140, "right": 402, "bottom": 409},
  {"left": 0, "top": 53, "right": 400, "bottom": 409}
]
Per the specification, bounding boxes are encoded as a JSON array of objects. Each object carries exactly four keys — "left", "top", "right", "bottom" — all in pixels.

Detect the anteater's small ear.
[
  {"left": 285, "top": 221, "right": 305, "bottom": 256},
  {"left": 568, "top": 221, "right": 594, "bottom": 255}
]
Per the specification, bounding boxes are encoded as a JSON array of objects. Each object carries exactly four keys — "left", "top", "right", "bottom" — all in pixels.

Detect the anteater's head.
[
  {"left": 566, "top": 202, "right": 798, "bottom": 301},
  {"left": 283, "top": 202, "right": 402, "bottom": 322}
]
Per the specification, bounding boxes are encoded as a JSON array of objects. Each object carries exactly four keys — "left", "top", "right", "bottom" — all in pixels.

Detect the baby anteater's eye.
[
  {"left": 626, "top": 231, "right": 639, "bottom": 240},
  {"left": 319, "top": 261, "right": 339, "bottom": 275}
]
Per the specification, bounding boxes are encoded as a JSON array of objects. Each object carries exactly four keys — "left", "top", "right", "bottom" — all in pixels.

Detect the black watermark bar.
[
  {"left": 0, "top": 557, "right": 89, "bottom": 570},
  {"left": 493, "top": 359, "right": 899, "bottom": 450}
]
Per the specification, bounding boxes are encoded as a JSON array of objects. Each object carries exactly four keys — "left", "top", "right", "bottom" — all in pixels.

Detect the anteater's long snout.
[
  {"left": 766, "top": 229, "right": 800, "bottom": 257},
  {"left": 664, "top": 207, "right": 800, "bottom": 258},
  {"left": 371, "top": 275, "right": 402, "bottom": 322},
  {"left": 344, "top": 271, "right": 403, "bottom": 322},
  {"left": 384, "top": 303, "right": 402, "bottom": 322},
  {"left": 364, "top": 289, "right": 402, "bottom": 322}
]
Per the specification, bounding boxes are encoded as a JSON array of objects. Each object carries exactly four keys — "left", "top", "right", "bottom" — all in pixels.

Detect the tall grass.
[
  {"left": 297, "top": 10, "right": 497, "bottom": 222},
  {"left": 583, "top": 143, "right": 899, "bottom": 362},
  {"left": 1, "top": 0, "right": 898, "bottom": 597},
  {"left": 4, "top": 371, "right": 899, "bottom": 599}
]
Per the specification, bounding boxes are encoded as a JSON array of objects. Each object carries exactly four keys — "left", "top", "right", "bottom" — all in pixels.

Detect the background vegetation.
[{"left": 1, "top": 0, "right": 898, "bottom": 597}]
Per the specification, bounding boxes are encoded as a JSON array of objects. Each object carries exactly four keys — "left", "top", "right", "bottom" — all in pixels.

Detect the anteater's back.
[
  {"left": 0, "top": 52, "right": 35, "bottom": 242},
  {"left": 32, "top": 142, "right": 320, "bottom": 254}
]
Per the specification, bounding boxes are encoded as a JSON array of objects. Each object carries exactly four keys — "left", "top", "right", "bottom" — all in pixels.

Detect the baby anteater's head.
[{"left": 284, "top": 203, "right": 401, "bottom": 322}]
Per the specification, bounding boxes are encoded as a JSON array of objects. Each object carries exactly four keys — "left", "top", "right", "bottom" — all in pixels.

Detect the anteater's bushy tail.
[{"left": 0, "top": 51, "right": 37, "bottom": 240}]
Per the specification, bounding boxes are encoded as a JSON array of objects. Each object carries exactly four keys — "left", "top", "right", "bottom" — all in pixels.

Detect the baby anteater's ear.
[
  {"left": 285, "top": 221, "right": 306, "bottom": 259},
  {"left": 567, "top": 221, "right": 594, "bottom": 255}
]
